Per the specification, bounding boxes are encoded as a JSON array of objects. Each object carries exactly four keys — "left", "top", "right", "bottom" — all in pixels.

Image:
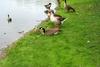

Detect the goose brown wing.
[
  {"left": 54, "top": 14, "right": 62, "bottom": 17},
  {"left": 55, "top": 15, "right": 65, "bottom": 21},
  {"left": 45, "top": 28, "right": 60, "bottom": 35},
  {"left": 59, "top": 17, "right": 65, "bottom": 21},
  {"left": 54, "top": 14, "right": 63, "bottom": 20},
  {"left": 45, "top": 30, "right": 55, "bottom": 35}
]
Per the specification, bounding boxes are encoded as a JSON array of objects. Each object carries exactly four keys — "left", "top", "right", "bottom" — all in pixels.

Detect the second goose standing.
[{"left": 64, "top": 0, "right": 75, "bottom": 12}]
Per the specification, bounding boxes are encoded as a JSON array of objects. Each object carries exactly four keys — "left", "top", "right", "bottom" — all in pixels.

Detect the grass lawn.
[{"left": 0, "top": 0, "right": 100, "bottom": 67}]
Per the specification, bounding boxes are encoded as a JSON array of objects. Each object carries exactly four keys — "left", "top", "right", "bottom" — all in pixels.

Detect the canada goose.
[
  {"left": 48, "top": 10, "right": 65, "bottom": 25},
  {"left": 44, "top": 3, "right": 51, "bottom": 10},
  {"left": 7, "top": 14, "right": 12, "bottom": 23},
  {"left": 39, "top": 27, "right": 60, "bottom": 35},
  {"left": 64, "top": 0, "right": 75, "bottom": 12}
]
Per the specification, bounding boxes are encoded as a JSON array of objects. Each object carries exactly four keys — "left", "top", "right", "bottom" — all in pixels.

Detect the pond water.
[{"left": 0, "top": 0, "right": 57, "bottom": 49}]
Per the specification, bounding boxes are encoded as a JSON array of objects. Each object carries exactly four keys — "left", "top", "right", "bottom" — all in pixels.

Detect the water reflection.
[{"left": 0, "top": 0, "right": 57, "bottom": 49}]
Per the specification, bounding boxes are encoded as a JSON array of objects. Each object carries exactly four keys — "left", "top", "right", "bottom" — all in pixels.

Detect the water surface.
[{"left": 0, "top": 0, "right": 57, "bottom": 49}]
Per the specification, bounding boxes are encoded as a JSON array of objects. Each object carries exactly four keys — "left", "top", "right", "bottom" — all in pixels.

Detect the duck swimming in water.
[
  {"left": 7, "top": 14, "right": 12, "bottom": 23},
  {"left": 39, "top": 27, "right": 60, "bottom": 35}
]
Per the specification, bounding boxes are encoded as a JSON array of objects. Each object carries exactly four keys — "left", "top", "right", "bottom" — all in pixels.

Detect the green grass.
[{"left": 0, "top": 0, "right": 100, "bottom": 67}]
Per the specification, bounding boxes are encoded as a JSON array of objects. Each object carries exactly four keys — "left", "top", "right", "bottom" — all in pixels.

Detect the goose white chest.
[{"left": 50, "top": 14, "right": 58, "bottom": 23}]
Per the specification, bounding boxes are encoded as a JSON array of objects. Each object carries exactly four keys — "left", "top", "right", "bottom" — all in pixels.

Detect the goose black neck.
[
  {"left": 64, "top": 0, "right": 66, "bottom": 3},
  {"left": 42, "top": 28, "right": 45, "bottom": 33}
]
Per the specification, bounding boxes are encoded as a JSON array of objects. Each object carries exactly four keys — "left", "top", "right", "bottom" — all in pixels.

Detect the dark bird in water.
[
  {"left": 64, "top": 0, "right": 75, "bottom": 12},
  {"left": 7, "top": 14, "right": 12, "bottom": 23},
  {"left": 44, "top": 3, "right": 51, "bottom": 10},
  {"left": 4, "top": 33, "right": 6, "bottom": 35},
  {"left": 39, "top": 27, "right": 60, "bottom": 35},
  {"left": 18, "top": 31, "right": 24, "bottom": 34}
]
